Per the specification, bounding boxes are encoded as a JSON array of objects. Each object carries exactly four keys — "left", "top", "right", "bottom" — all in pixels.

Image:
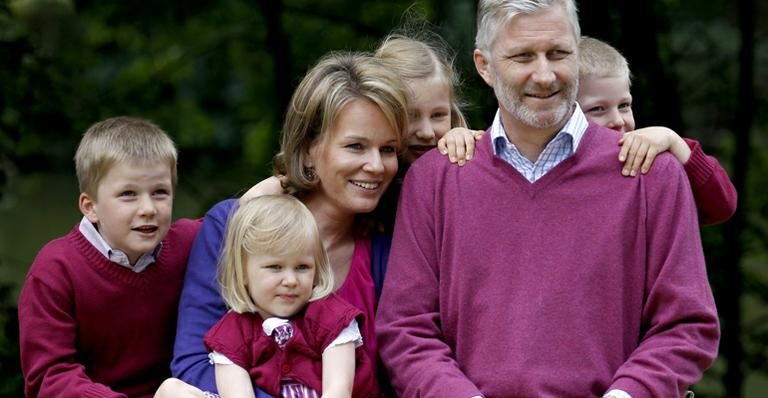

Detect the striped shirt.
[{"left": 491, "top": 104, "right": 589, "bottom": 182}]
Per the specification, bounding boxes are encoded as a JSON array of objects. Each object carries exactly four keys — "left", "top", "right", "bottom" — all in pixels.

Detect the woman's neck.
[{"left": 303, "top": 195, "right": 357, "bottom": 289}]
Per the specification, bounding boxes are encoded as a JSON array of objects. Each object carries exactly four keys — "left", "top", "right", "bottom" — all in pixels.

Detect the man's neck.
[{"left": 500, "top": 110, "right": 571, "bottom": 162}]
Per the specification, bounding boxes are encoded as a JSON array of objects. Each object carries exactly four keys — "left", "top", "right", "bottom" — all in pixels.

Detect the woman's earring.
[{"left": 303, "top": 167, "right": 317, "bottom": 181}]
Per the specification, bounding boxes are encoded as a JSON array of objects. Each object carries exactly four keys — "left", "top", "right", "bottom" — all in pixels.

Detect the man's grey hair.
[{"left": 475, "top": 0, "right": 580, "bottom": 52}]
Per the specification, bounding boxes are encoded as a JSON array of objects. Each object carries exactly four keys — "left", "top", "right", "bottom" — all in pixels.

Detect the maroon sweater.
[
  {"left": 376, "top": 124, "right": 719, "bottom": 398},
  {"left": 204, "top": 294, "right": 378, "bottom": 397},
  {"left": 683, "top": 137, "right": 737, "bottom": 225},
  {"left": 18, "top": 219, "right": 200, "bottom": 398}
]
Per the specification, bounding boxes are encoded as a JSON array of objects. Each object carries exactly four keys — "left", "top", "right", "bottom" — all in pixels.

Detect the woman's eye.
[
  {"left": 345, "top": 143, "right": 363, "bottom": 150},
  {"left": 380, "top": 146, "right": 397, "bottom": 154}
]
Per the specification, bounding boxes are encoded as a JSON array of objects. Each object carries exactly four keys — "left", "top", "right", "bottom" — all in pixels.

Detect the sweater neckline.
[
  {"left": 483, "top": 125, "right": 597, "bottom": 196},
  {"left": 69, "top": 227, "right": 171, "bottom": 287}
]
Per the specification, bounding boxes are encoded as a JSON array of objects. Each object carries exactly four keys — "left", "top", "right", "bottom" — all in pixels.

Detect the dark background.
[{"left": 1, "top": 0, "right": 766, "bottom": 396}]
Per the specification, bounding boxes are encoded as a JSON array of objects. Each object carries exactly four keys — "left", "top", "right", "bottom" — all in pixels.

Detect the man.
[{"left": 375, "top": 1, "right": 720, "bottom": 397}]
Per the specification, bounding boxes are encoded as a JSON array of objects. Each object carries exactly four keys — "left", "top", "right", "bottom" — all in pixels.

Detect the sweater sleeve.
[
  {"left": 18, "top": 258, "right": 127, "bottom": 398},
  {"left": 170, "top": 199, "right": 272, "bottom": 397},
  {"left": 682, "top": 137, "right": 737, "bottom": 225},
  {"left": 376, "top": 165, "right": 483, "bottom": 397},
  {"left": 608, "top": 156, "right": 720, "bottom": 397}
]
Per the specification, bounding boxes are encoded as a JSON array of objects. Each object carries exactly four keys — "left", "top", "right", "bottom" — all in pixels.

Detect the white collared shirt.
[{"left": 78, "top": 216, "right": 160, "bottom": 273}]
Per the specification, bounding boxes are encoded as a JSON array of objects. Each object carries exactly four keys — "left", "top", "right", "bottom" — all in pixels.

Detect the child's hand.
[
  {"left": 437, "top": 128, "right": 485, "bottom": 166},
  {"left": 239, "top": 176, "right": 287, "bottom": 204},
  {"left": 618, "top": 127, "right": 689, "bottom": 176}
]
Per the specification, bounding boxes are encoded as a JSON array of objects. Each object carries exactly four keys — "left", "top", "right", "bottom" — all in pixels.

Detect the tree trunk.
[
  {"left": 721, "top": 0, "right": 755, "bottom": 395},
  {"left": 258, "top": 0, "right": 292, "bottom": 122}
]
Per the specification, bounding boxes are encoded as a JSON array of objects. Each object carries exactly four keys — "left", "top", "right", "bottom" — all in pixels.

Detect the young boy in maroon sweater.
[{"left": 18, "top": 116, "right": 200, "bottom": 398}]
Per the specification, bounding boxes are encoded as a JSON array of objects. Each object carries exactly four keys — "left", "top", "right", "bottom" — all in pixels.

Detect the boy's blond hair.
[
  {"left": 74, "top": 116, "right": 178, "bottom": 197},
  {"left": 375, "top": 32, "right": 468, "bottom": 129},
  {"left": 218, "top": 195, "right": 335, "bottom": 314},
  {"left": 578, "top": 36, "right": 632, "bottom": 83}
]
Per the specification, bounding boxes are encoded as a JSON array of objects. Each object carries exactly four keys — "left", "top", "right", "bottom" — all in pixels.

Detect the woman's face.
[{"left": 305, "top": 98, "right": 400, "bottom": 217}]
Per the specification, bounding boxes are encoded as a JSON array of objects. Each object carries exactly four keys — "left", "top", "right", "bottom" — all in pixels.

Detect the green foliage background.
[{"left": 0, "top": 0, "right": 765, "bottom": 396}]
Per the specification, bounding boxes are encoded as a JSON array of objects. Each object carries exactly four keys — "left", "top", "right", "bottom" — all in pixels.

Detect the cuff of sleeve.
[
  {"left": 682, "top": 138, "right": 714, "bottom": 190},
  {"left": 610, "top": 377, "right": 654, "bottom": 398},
  {"left": 603, "top": 389, "right": 631, "bottom": 398}
]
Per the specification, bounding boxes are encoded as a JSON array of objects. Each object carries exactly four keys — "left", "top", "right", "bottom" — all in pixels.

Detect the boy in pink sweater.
[
  {"left": 18, "top": 117, "right": 200, "bottom": 397},
  {"left": 577, "top": 36, "right": 736, "bottom": 225}
]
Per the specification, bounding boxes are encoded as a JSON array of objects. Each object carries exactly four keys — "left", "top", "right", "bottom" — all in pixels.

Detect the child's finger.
[
  {"left": 640, "top": 148, "right": 660, "bottom": 174},
  {"left": 621, "top": 137, "right": 641, "bottom": 175},
  {"left": 618, "top": 134, "right": 633, "bottom": 163},
  {"left": 628, "top": 142, "right": 649, "bottom": 176},
  {"left": 464, "top": 134, "right": 476, "bottom": 161},
  {"left": 446, "top": 139, "right": 458, "bottom": 163},
  {"left": 437, "top": 138, "right": 448, "bottom": 155}
]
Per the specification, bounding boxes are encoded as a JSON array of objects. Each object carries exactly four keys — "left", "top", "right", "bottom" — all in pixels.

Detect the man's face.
[{"left": 475, "top": 5, "right": 579, "bottom": 131}]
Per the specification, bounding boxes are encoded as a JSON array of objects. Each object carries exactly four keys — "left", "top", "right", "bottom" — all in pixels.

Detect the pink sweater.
[
  {"left": 376, "top": 124, "right": 719, "bottom": 398},
  {"left": 19, "top": 219, "right": 200, "bottom": 398}
]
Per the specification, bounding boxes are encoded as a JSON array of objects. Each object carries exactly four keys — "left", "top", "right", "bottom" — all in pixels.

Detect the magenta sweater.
[
  {"left": 683, "top": 137, "right": 737, "bottom": 225},
  {"left": 376, "top": 124, "right": 719, "bottom": 398},
  {"left": 18, "top": 219, "right": 200, "bottom": 398}
]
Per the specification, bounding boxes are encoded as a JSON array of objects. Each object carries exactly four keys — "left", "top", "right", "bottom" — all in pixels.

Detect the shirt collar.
[
  {"left": 262, "top": 316, "right": 291, "bottom": 336},
  {"left": 491, "top": 104, "right": 588, "bottom": 157},
  {"left": 78, "top": 216, "right": 161, "bottom": 272}
]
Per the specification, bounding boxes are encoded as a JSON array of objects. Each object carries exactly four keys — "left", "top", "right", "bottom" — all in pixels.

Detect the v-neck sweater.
[
  {"left": 19, "top": 218, "right": 201, "bottom": 398},
  {"left": 376, "top": 123, "right": 719, "bottom": 398}
]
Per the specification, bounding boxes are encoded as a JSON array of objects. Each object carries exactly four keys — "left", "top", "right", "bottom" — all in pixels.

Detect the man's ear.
[
  {"left": 79, "top": 193, "right": 99, "bottom": 223},
  {"left": 474, "top": 49, "right": 494, "bottom": 87}
]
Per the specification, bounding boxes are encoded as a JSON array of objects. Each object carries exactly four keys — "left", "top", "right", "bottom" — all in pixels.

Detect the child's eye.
[
  {"left": 618, "top": 102, "right": 632, "bottom": 111},
  {"left": 153, "top": 189, "right": 171, "bottom": 197},
  {"left": 119, "top": 191, "right": 136, "bottom": 197},
  {"left": 296, "top": 264, "right": 314, "bottom": 271},
  {"left": 431, "top": 112, "right": 449, "bottom": 120},
  {"left": 585, "top": 106, "right": 605, "bottom": 114},
  {"left": 264, "top": 264, "right": 282, "bottom": 270}
]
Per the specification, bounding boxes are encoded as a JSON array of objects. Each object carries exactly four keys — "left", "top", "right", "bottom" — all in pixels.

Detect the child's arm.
[
  {"left": 321, "top": 341, "right": 356, "bottom": 398},
  {"left": 215, "top": 363, "right": 257, "bottom": 398},
  {"left": 437, "top": 128, "right": 485, "bottom": 166},
  {"left": 618, "top": 127, "right": 737, "bottom": 225},
  {"left": 617, "top": 126, "right": 689, "bottom": 177},
  {"left": 18, "top": 268, "right": 124, "bottom": 397},
  {"left": 680, "top": 137, "right": 737, "bottom": 225},
  {"left": 239, "top": 176, "right": 286, "bottom": 204}
]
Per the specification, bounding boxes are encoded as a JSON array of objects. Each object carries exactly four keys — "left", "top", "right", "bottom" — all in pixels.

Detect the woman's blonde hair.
[
  {"left": 375, "top": 32, "right": 468, "bottom": 129},
  {"left": 272, "top": 52, "right": 409, "bottom": 196},
  {"left": 218, "top": 195, "right": 334, "bottom": 314}
]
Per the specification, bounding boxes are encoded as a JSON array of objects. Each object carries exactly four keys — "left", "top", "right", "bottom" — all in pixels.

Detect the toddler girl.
[{"left": 205, "top": 195, "right": 375, "bottom": 398}]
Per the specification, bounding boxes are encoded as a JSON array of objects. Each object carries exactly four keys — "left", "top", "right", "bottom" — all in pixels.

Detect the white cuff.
[{"left": 603, "top": 389, "right": 631, "bottom": 398}]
